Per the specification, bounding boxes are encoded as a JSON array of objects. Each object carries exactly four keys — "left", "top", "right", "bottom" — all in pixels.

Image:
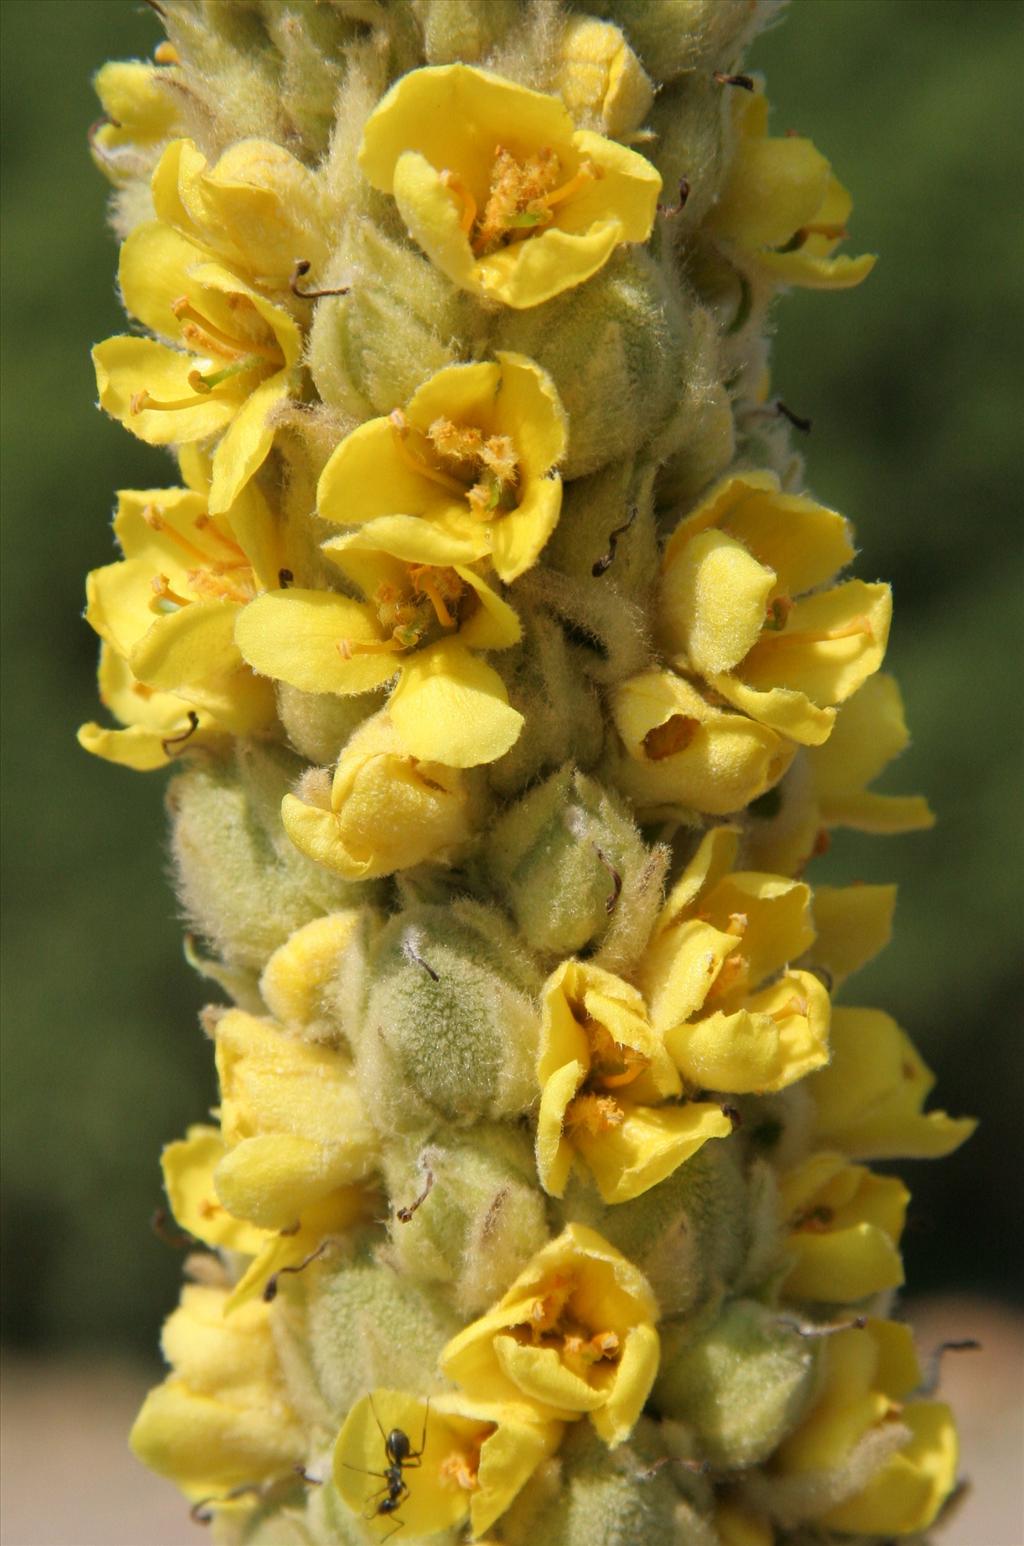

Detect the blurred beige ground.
[{"left": 1, "top": 1297, "right": 1021, "bottom": 1546}]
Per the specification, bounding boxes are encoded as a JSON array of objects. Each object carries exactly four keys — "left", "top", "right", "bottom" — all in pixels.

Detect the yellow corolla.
[
  {"left": 440, "top": 1223, "right": 659, "bottom": 1446},
  {"left": 317, "top": 354, "right": 568, "bottom": 583},
  {"left": 161, "top": 1124, "right": 369, "bottom": 1312},
  {"left": 536, "top": 959, "right": 732, "bottom": 1204},
  {"left": 358, "top": 64, "right": 662, "bottom": 308},
  {"left": 809, "top": 1007, "right": 976, "bottom": 1160},
  {"left": 779, "top": 1152, "right": 908, "bottom": 1304},
  {"left": 235, "top": 520, "right": 524, "bottom": 768},
  {"left": 709, "top": 85, "right": 876, "bottom": 291},
  {"left": 151, "top": 137, "right": 329, "bottom": 293},
  {"left": 129, "top": 1282, "right": 305, "bottom": 1508},
  {"left": 213, "top": 1009, "right": 379, "bottom": 1231},
  {"left": 555, "top": 17, "right": 654, "bottom": 140},
  {"left": 81, "top": 480, "right": 279, "bottom": 752},
  {"left": 715, "top": 1502, "right": 774, "bottom": 1546},
  {"left": 610, "top": 667, "right": 794, "bottom": 818},
  {"left": 259, "top": 911, "right": 363, "bottom": 1031},
  {"left": 658, "top": 471, "right": 891, "bottom": 747},
  {"left": 282, "top": 710, "right": 476, "bottom": 880},
  {"left": 91, "top": 59, "right": 182, "bottom": 184},
  {"left": 774, "top": 1319, "right": 958, "bottom": 1536},
  {"left": 334, "top": 1389, "right": 562, "bottom": 1540},
  {"left": 78, "top": 641, "right": 226, "bottom": 772},
  {"left": 92, "top": 221, "right": 301, "bottom": 513},
  {"left": 637, "top": 826, "right": 831, "bottom": 1095}
]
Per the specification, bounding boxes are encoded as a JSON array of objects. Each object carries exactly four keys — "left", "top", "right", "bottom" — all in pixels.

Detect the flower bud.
[
  {"left": 483, "top": 767, "right": 661, "bottom": 963},
  {"left": 382, "top": 1126, "right": 550, "bottom": 1314},
  {"left": 351, "top": 901, "right": 542, "bottom": 1133},
  {"left": 556, "top": 17, "right": 654, "bottom": 139},
  {"left": 417, "top": 0, "right": 521, "bottom": 63},
  {"left": 169, "top": 743, "right": 369, "bottom": 973},
  {"left": 275, "top": 681, "right": 382, "bottom": 767},
  {"left": 654, "top": 1299, "right": 819, "bottom": 1467},
  {"left": 598, "top": 0, "right": 766, "bottom": 83},
  {"left": 491, "top": 249, "right": 691, "bottom": 480}
]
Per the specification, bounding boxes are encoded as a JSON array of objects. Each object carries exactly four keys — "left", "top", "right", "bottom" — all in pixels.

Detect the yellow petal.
[
  {"left": 235, "top": 589, "right": 398, "bottom": 695},
  {"left": 740, "top": 580, "right": 892, "bottom": 708},
  {"left": 590, "top": 1320, "right": 660, "bottom": 1446},
  {"left": 711, "top": 133, "right": 832, "bottom": 252},
  {"left": 93, "top": 336, "right": 235, "bottom": 446},
  {"left": 660, "top": 526, "right": 776, "bottom": 675},
  {"left": 334, "top": 1392, "right": 468, "bottom": 1537},
  {"left": 709, "top": 671, "right": 836, "bottom": 746},
  {"left": 811, "top": 673, "right": 935, "bottom": 833},
  {"left": 667, "top": 970, "right": 829, "bottom": 1094},
  {"left": 259, "top": 913, "right": 361, "bottom": 1028},
  {"left": 389, "top": 640, "right": 523, "bottom": 767},
  {"left": 130, "top": 600, "right": 275, "bottom": 735},
  {"left": 161, "top": 1125, "right": 267, "bottom": 1255},
  {"left": 117, "top": 220, "right": 209, "bottom": 339},
  {"left": 810, "top": 884, "right": 896, "bottom": 986},
  {"left": 536, "top": 1060, "right": 586, "bottom": 1198},
  {"left": 821, "top": 1401, "right": 957, "bottom": 1535},
  {"left": 574, "top": 1099, "right": 732, "bottom": 1204},
  {"left": 207, "top": 368, "right": 291, "bottom": 515},
  {"left": 317, "top": 416, "right": 459, "bottom": 529}
]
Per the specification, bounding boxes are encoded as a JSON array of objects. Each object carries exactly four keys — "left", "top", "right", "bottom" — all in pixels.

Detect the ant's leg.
[
  {"left": 380, "top": 1514, "right": 406, "bottom": 1544},
  {"left": 361, "top": 1483, "right": 391, "bottom": 1521},
  {"left": 367, "top": 1392, "right": 389, "bottom": 1447},
  {"left": 403, "top": 1397, "right": 431, "bottom": 1467},
  {"left": 341, "top": 1462, "right": 390, "bottom": 1479}
]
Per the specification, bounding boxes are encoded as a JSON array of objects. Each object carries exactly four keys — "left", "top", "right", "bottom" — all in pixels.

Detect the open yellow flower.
[
  {"left": 213, "top": 1009, "right": 379, "bottom": 1230},
  {"left": 809, "top": 1007, "right": 976, "bottom": 1160},
  {"left": 779, "top": 1152, "right": 908, "bottom": 1304},
  {"left": 358, "top": 64, "right": 661, "bottom": 308},
  {"left": 92, "top": 221, "right": 301, "bottom": 513},
  {"left": 709, "top": 86, "right": 876, "bottom": 291},
  {"left": 637, "top": 827, "right": 831, "bottom": 1095},
  {"left": 536, "top": 959, "right": 731, "bottom": 1204},
  {"left": 235, "top": 520, "right": 523, "bottom": 767},
  {"left": 658, "top": 471, "right": 891, "bottom": 747},
  {"left": 77, "top": 642, "right": 226, "bottom": 771},
  {"left": 129, "top": 1283, "right": 305, "bottom": 1508},
  {"left": 440, "top": 1223, "right": 659, "bottom": 1445},
  {"left": 610, "top": 667, "right": 794, "bottom": 818},
  {"left": 161, "top": 1123, "right": 369, "bottom": 1312},
  {"left": 82, "top": 481, "right": 278, "bottom": 746},
  {"left": 334, "top": 1389, "right": 562, "bottom": 1540},
  {"left": 282, "top": 710, "right": 476, "bottom": 880},
  {"left": 91, "top": 59, "right": 182, "bottom": 185},
  {"left": 774, "top": 1319, "right": 958, "bottom": 1536},
  {"left": 151, "top": 137, "right": 329, "bottom": 292},
  {"left": 317, "top": 354, "right": 568, "bottom": 583}
]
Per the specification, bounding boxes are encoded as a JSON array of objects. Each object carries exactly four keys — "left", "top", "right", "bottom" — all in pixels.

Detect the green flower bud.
[
  {"left": 416, "top": 0, "right": 523, "bottom": 63},
  {"left": 350, "top": 901, "right": 542, "bottom": 1133},
  {"left": 276, "top": 682, "right": 383, "bottom": 767},
  {"left": 308, "top": 222, "right": 483, "bottom": 420},
  {"left": 542, "top": 458, "right": 660, "bottom": 608},
  {"left": 653, "top": 302, "right": 736, "bottom": 512},
  {"left": 277, "top": 1247, "right": 462, "bottom": 1429},
  {"left": 560, "top": 1138, "right": 749, "bottom": 1319},
  {"left": 597, "top": 0, "right": 766, "bottom": 83},
  {"left": 488, "top": 609, "right": 604, "bottom": 799},
  {"left": 648, "top": 75, "right": 729, "bottom": 243},
  {"left": 491, "top": 249, "right": 692, "bottom": 480},
  {"left": 482, "top": 767, "right": 663, "bottom": 966},
  {"left": 169, "top": 743, "right": 368, "bottom": 973},
  {"left": 654, "top": 1299, "right": 819, "bottom": 1467},
  {"left": 382, "top": 1125, "right": 550, "bottom": 1314},
  {"left": 497, "top": 1418, "right": 719, "bottom": 1546}
]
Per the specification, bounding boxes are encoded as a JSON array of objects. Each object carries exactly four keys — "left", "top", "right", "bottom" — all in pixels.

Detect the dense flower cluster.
[{"left": 82, "top": 4, "right": 973, "bottom": 1544}]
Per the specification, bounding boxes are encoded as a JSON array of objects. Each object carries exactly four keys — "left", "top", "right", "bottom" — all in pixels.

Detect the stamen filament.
[
  {"left": 440, "top": 170, "right": 478, "bottom": 235},
  {"left": 171, "top": 296, "right": 280, "bottom": 364},
  {"left": 389, "top": 411, "right": 468, "bottom": 496}
]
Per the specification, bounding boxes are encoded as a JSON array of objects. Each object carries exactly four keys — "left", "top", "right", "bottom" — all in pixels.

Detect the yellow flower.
[
  {"left": 358, "top": 64, "right": 661, "bottom": 308},
  {"left": 745, "top": 674, "right": 934, "bottom": 876},
  {"left": 235, "top": 520, "right": 523, "bottom": 767},
  {"left": 555, "top": 17, "right": 654, "bottom": 139},
  {"left": 161, "top": 1123, "right": 368, "bottom": 1311},
  {"left": 715, "top": 1502, "right": 774, "bottom": 1546},
  {"left": 129, "top": 1282, "right": 305, "bottom": 1507},
  {"left": 151, "top": 137, "right": 329, "bottom": 292},
  {"left": 709, "top": 86, "right": 876, "bottom": 291},
  {"left": 81, "top": 481, "right": 278, "bottom": 751},
  {"left": 90, "top": 59, "right": 182, "bottom": 185},
  {"left": 282, "top": 710, "right": 477, "bottom": 880},
  {"left": 259, "top": 911, "right": 363, "bottom": 1031},
  {"left": 536, "top": 959, "right": 731, "bottom": 1204},
  {"left": 779, "top": 1151, "right": 908, "bottom": 1303},
  {"left": 774, "top": 1319, "right": 958, "bottom": 1536},
  {"left": 77, "top": 641, "right": 225, "bottom": 771},
  {"left": 213, "top": 1008, "right": 379, "bottom": 1230},
  {"left": 334, "top": 1389, "right": 561, "bottom": 1539},
  {"left": 440, "top": 1223, "right": 659, "bottom": 1445},
  {"left": 658, "top": 471, "right": 891, "bottom": 747},
  {"left": 317, "top": 354, "right": 568, "bottom": 584},
  {"left": 809, "top": 1007, "right": 976, "bottom": 1160},
  {"left": 637, "top": 827, "right": 831, "bottom": 1095},
  {"left": 610, "top": 668, "right": 794, "bottom": 818},
  {"left": 92, "top": 221, "right": 301, "bottom": 513}
]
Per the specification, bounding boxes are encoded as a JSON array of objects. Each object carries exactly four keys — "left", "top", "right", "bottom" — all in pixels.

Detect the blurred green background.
[{"left": 2, "top": 0, "right": 1021, "bottom": 1366}]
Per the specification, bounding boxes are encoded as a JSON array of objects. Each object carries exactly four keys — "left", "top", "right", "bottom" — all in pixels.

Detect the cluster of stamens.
[
  {"left": 143, "top": 503, "right": 257, "bottom": 614},
  {"left": 513, "top": 1273, "right": 621, "bottom": 1376},
  {"left": 565, "top": 1015, "right": 650, "bottom": 1135},
  {"left": 441, "top": 146, "right": 599, "bottom": 258},
  {"left": 389, "top": 410, "right": 520, "bottom": 523},
  {"left": 337, "top": 565, "right": 467, "bottom": 660},
  {"left": 129, "top": 293, "right": 282, "bottom": 416}
]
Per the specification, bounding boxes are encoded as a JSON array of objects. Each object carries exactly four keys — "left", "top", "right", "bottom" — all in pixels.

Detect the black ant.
[{"left": 343, "top": 1393, "right": 429, "bottom": 1541}]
